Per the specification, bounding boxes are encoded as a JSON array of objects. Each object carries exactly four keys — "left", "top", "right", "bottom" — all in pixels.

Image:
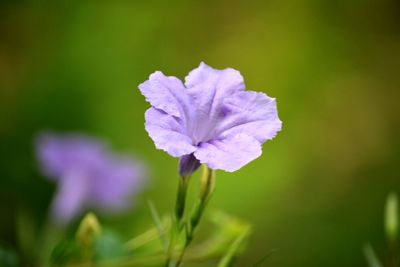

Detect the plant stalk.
[{"left": 175, "top": 166, "right": 216, "bottom": 267}]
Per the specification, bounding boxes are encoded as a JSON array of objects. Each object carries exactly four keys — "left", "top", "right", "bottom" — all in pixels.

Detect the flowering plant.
[
  {"left": 36, "top": 133, "right": 145, "bottom": 224},
  {"left": 138, "top": 62, "right": 282, "bottom": 266},
  {"left": 7, "top": 63, "right": 281, "bottom": 267}
]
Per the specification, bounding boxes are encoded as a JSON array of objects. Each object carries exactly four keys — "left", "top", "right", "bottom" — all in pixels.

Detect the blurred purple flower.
[
  {"left": 36, "top": 133, "right": 145, "bottom": 224},
  {"left": 139, "top": 62, "right": 282, "bottom": 174}
]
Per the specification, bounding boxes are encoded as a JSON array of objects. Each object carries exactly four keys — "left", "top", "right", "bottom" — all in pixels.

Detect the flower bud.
[
  {"left": 199, "top": 165, "right": 215, "bottom": 201},
  {"left": 76, "top": 212, "right": 101, "bottom": 248},
  {"left": 385, "top": 193, "right": 398, "bottom": 244},
  {"left": 178, "top": 154, "right": 201, "bottom": 177}
]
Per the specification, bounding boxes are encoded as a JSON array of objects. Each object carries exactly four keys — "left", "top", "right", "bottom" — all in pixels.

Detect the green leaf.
[
  {"left": 124, "top": 217, "right": 171, "bottom": 252},
  {"left": 215, "top": 212, "right": 252, "bottom": 267},
  {"left": 363, "top": 244, "right": 382, "bottom": 267},
  {"left": 50, "top": 238, "right": 80, "bottom": 266},
  {"left": 16, "top": 208, "right": 36, "bottom": 263},
  {"left": 251, "top": 250, "right": 276, "bottom": 267},
  {"left": 94, "top": 229, "right": 127, "bottom": 261},
  {"left": 217, "top": 229, "right": 251, "bottom": 267},
  {"left": 0, "top": 246, "right": 19, "bottom": 267},
  {"left": 148, "top": 200, "right": 168, "bottom": 251},
  {"left": 385, "top": 192, "right": 398, "bottom": 243}
]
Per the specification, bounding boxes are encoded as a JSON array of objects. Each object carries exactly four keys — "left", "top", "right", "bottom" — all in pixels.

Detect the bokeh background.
[{"left": 1, "top": 0, "right": 400, "bottom": 266}]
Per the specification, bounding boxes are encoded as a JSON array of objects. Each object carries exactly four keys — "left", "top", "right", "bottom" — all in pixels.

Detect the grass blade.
[
  {"left": 148, "top": 200, "right": 169, "bottom": 251},
  {"left": 364, "top": 244, "right": 383, "bottom": 267}
]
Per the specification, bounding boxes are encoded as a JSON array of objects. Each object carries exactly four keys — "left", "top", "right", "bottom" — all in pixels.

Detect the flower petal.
[
  {"left": 36, "top": 133, "right": 107, "bottom": 180},
  {"left": 91, "top": 157, "right": 144, "bottom": 211},
  {"left": 193, "top": 134, "right": 262, "bottom": 172},
  {"left": 183, "top": 62, "right": 246, "bottom": 142},
  {"left": 216, "top": 91, "right": 282, "bottom": 143},
  {"left": 185, "top": 62, "right": 245, "bottom": 93},
  {"left": 51, "top": 171, "right": 89, "bottom": 224},
  {"left": 145, "top": 107, "right": 196, "bottom": 157},
  {"left": 138, "top": 71, "right": 189, "bottom": 118}
]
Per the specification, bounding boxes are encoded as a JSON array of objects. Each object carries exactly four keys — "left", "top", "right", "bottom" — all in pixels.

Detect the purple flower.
[
  {"left": 36, "top": 133, "right": 145, "bottom": 224},
  {"left": 139, "top": 62, "right": 282, "bottom": 174}
]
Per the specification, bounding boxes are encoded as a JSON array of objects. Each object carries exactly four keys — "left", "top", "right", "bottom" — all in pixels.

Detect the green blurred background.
[{"left": 1, "top": 0, "right": 400, "bottom": 266}]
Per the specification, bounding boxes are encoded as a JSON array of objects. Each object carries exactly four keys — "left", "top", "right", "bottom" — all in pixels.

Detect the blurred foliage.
[
  {"left": 47, "top": 211, "right": 250, "bottom": 266},
  {"left": 0, "top": 0, "right": 400, "bottom": 266},
  {"left": 365, "top": 193, "right": 400, "bottom": 267},
  {"left": 0, "top": 246, "right": 19, "bottom": 267}
]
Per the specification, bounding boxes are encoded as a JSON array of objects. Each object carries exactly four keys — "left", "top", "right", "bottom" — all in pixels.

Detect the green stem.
[
  {"left": 189, "top": 166, "right": 215, "bottom": 240},
  {"left": 165, "top": 175, "right": 191, "bottom": 267},
  {"left": 175, "top": 176, "right": 190, "bottom": 225},
  {"left": 175, "top": 166, "right": 216, "bottom": 267}
]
